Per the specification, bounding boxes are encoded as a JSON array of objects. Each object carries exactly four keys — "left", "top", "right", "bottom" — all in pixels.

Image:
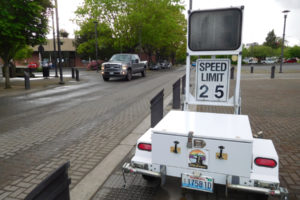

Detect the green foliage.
[
  {"left": 75, "top": 20, "right": 115, "bottom": 60},
  {"left": 14, "top": 46, "right": 34, "bottom": 61},
  {"left": 247, "top": 45, "right": 274, "bottom": 60},
  {"left": 0, "top": 0, "right": 52, "bottom": 88},
  {"left": 288, "top": 46, "right": 300, "bottom": 58},
  {"left": 59, "top": 29, "right": 69, "bottom": 38},
  {"left": 75, "top": 0, "right": 186, "bottom": 63},
  {"left": 242, "top": 46, "right": 249, "bottom": 58},
  {"left": 263, "top": 30, "right": 280, "bottom": 49}
]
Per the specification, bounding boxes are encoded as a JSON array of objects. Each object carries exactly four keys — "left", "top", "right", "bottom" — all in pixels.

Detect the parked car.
[
  {"left": 87, "top": 60, "right": 103, "bottom": 70},
  {"left": 159, "top": 60, "right": 171, "bottom": 69},
  {"left": 243, "top": 57, "right": 258, "bottom": 64},
  {"left": 101, "top": 54, "right": 147, "bottom": 81},
  {"left": 261, "top": 57, "right": 278, "bottom": 64},
  {"left": 284, "top": 58, "right": 297, "bottom": 63},
  {"left": 149, "top": 63, "right": 161, "bottom": 70},
  {"left": 28, "top": 62, "right": 39, "bottom": 69}
]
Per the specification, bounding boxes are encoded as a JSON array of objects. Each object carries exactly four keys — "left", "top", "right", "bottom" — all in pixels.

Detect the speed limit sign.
[{"left": 196, "top": 59, "right": 230, "bottom": 102}]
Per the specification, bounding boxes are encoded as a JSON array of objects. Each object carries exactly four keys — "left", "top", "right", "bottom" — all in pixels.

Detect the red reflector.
[
  {"left": 138, "top": 143, "right": 152, "bottom": 151},
  {"left": 255, "top": 157, "right": 277, "bottom": 168}
]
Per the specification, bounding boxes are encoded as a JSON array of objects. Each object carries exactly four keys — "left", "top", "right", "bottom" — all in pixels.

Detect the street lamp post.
[
  {"left": 54, "top": 0, "right": 64, "bottom": 84},
  {"left": 51, "top": 10, "right": 58, "bottom": 77},
  {"left": 279, "top": 10, "right": 290, "bottom": 73},
  {"left": 94, "top": 21, "right": 98, "bottom": 72}
]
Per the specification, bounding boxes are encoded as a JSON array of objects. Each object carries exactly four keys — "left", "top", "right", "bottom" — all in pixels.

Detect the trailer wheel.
[
  {"left": 248, "top": 194, "right": 268, "bottom": 200},
  {"left": 142, "top": 175, "right": 157, "bottom": 182},
  {"left": 256, "top": 194, "right": 268, "bottom": 200}
]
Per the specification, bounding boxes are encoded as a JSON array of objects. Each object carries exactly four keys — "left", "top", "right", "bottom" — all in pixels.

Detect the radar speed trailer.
[{"left": 123, "top": 5, "right": 288, "bottom": 199}]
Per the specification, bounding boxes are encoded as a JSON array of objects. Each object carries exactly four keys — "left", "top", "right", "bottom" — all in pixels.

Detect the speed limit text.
[{"left": 199, "top": 62, "right": 227, "bottom": 82}]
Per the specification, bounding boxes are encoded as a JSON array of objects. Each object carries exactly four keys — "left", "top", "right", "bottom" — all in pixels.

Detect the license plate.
[
  {"left": 109, "top": 72, "right": 114, "bottom": 75},
  {"left": 182, "top": 173, "right": 213, "bottom": 193}
]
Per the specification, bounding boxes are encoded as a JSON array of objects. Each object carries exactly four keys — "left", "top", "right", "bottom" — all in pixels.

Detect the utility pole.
[
  {"left": 54, "top": 0, "right": 64, "bottom": 84},
  {"left": 51, "top": 10, "right": 58, "bottom": 77},
  {"left": 94, "top": 21, "right": 98, "bottom": 71},
  {"left": 279, "top": 10, "right": 290, "bottom": 73}
]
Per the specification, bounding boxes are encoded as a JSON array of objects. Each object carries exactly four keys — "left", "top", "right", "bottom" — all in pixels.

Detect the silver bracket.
[
  {"left": 187, "top": 131, "right": 193, "bottom": 148},
  {"left": 160, "top": 165, "right": 166, "bottom": 186},
  {"left": 280, "top": 187, "right": 289, "bottom": 200}
]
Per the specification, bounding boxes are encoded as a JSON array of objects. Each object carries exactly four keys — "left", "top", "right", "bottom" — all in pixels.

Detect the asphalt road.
[{"left": 0, "top": 67, "right": 185, "bottom": 199}]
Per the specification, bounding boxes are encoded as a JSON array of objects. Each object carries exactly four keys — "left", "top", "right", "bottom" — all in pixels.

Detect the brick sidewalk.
[{"left": 0, "top": 75, "right": 74, "bottom": 97}]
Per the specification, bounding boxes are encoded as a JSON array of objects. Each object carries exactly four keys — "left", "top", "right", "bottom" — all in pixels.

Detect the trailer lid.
[{"left": 153, "top": 110, "right": 253, "bottom": 142}]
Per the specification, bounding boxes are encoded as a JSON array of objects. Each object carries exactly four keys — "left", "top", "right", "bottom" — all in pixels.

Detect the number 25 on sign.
[{"left": 196, "top": 59, "right": 230, "bottom": 102}]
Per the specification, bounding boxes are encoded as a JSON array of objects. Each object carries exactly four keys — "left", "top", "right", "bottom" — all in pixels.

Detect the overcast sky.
[{"left": 50, "top": 0, "right": 300, "bottom": 46}]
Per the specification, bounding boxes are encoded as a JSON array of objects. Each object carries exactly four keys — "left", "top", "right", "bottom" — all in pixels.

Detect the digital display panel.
[{"left": 189, "top": 8, "right": 243, "bottom": 51}]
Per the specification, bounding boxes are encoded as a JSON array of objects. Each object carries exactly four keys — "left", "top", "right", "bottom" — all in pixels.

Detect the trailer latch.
[
  {"left": 216, "top": 146, "right": 228, "bottom": 160},
  {"left": 171, "top": 141, "right": 181, "bottom": 153},
  {"left": 187, "top": 131, "right": 193, "bottom": 148}
]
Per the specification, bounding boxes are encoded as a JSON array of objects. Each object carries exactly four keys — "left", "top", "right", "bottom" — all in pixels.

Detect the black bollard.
[
  {"left": 271, "top": 66, "right": 275, "bottom": 79},
  {"left": 76, "top": 69, "right": 79, "bottom": 81},
  {"left": 150, "top": 90, "right": 164, "bottom": 128},
  {"left": 71, "top": 68, "right": 75, "bottom": 79},
  {"left": 173, "top": 79, "right": 181, "bottom": 109},
  {"left": 42, "top": 67, "right": 46, "bottom": 78},
  {"left": 230, "top": 67, "right": 234, "bottom": 79},
  {"left": 24, "top": 71, "right": 30, "bottom": 90},
  {"left": 251, "top": 66, "right": 254, "bottom": 73},
  {"left": 181, "top": 75, "right": 186, "bottom": 95},
  {"left": 46, "top": 67, "right": 49, "bottom": 78}
]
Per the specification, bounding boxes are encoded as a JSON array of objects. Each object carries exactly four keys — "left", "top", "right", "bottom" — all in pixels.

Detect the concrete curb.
[{"left": 70, "top": 93, "right": 173, "bottom": 200}]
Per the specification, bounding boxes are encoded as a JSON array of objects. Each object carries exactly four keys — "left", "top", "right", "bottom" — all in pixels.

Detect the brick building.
[{"left": 26, "top": 38, "right": 84, "bottom": 67}]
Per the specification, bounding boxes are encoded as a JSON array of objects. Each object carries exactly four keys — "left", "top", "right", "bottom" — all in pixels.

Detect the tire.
[
  {"left": 126, "top": 69, "right": 132, "bottom": 81},
  {"left": 142, "top": 175, "right": 158, "bottom": 182},
  {"left": 103, "top": 76, "right": 109, "bottom": 81},
  {"left": 141, "top": 68, "right": 146, "bottom": 77},
  {"left": 255, "top": 194, "right": 268, "bottom": 200}
]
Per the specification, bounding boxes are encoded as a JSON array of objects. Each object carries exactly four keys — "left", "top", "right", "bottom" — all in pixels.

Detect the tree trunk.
[{"left": 4, "top": 60, "right": 11, "bottom": 89}]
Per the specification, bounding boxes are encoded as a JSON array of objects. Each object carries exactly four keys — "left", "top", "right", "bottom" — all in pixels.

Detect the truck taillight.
[
  {"left": 255, "top": 157, "right": 277, "bottom": 168},
  {"left": 138, "top": 143, "right": 152, "bottom": 151}
]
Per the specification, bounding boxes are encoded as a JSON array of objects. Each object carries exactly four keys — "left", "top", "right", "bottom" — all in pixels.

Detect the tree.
[
  {"left": 0, "top": 0, "right": 52, "bottom": 88},
  {"left": 59, "top": 29, "right": 69, "bottom": 38},
  {"left": 14, "top": 46, "right": 34, "bottom": 61},
  {"left": 75, "top": 0, "right": 186, "bottom": 64},
  {"left": 288, "top": 46, "right": 300, "bottom": 58},
  {"left": 75, "top": 20, "right": 115, "bottom": 60},
  {"left": 242, "top": 45, "right": 249, "bottom": 58},
  {"left": 248, "top": 45, "right": 273, "bottom": 61},
  {"left": 264, "top": 30, "right": 280, "bottom": 49}
]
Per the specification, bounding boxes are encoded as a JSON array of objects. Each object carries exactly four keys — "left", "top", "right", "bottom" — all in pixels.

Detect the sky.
[{"left": 50, "top": 0, "right": 300, "bottom": 46}]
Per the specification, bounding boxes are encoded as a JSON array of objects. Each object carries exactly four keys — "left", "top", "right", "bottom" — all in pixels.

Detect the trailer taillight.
[
  {"left": 138, "top": 143, "right": 152, "bottom": 151},
  {"left": 254, "top": 157, "right": 277, "bottom": 168}
]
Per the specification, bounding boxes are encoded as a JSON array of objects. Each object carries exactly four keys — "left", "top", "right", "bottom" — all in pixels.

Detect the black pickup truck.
[{"left": 100, "top": 54, "right": 147, "bottom": 81}]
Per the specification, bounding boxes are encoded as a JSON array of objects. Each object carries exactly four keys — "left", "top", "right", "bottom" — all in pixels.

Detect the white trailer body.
[
  {"left": 124, "top": 111, "right": 285, "bottom": 197},
  {"left": 151, "top": 111, "right": 253, "bottom": 179}
]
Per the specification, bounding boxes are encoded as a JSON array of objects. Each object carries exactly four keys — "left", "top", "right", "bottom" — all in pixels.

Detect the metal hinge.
[{"left": 187, "top": 131, "right": 193, "bottom": 148}]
